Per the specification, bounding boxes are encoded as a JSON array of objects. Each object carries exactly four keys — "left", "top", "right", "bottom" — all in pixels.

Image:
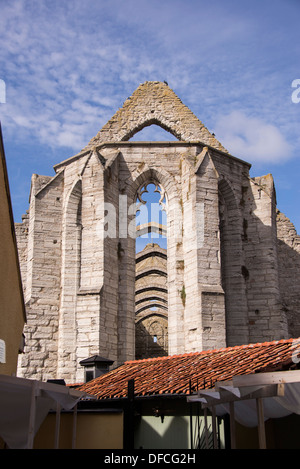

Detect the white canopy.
[
  {"left": 187, "top": 370, "right": 300, "bottom": 449},
  {"left": 215, "top": 383, "right": 300, "bottom": 427},
  {"left": 0, "top": 374, "right": 93, "bottom": 449}
]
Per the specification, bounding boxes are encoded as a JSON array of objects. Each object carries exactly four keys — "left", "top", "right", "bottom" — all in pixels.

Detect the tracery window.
[{"left": 135, "top": 182, "right": 168, "bottom": 359}]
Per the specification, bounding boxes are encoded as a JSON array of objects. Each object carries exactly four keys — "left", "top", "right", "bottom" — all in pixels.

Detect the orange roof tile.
[{"left": 77, "top": 338, "right": 300, "bottom": 399}]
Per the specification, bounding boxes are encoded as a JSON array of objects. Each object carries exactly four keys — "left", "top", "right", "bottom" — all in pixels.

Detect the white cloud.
[
  {"left": 0, "top": 0, "right": 299, "bottom": 162},
  {"left": 214, "top": 111, "right": 293, "bottom": 164},
  {"left": 0, "top": 0, "right": 298, "bottom": 232}
]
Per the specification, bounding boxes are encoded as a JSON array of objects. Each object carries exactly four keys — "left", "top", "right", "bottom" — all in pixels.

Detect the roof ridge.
[
  {"left": 77, "top": 336, "right": 300, "bottom": 398},
  {"left": 125, "top": 337, "right": 298, "bottom": 365}
]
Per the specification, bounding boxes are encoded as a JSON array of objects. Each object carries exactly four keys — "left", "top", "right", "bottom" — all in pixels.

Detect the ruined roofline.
[
  {"left": 85, "top": 81, "right": 228, "bottom": 151},
  {"left": 53, "top": 140, "right": 252, "bottom": 172},
  {"left": 53, "top": 80, "right": 253, "bottom": 172}
]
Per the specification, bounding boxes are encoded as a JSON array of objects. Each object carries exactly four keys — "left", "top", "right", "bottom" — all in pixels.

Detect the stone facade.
[
  {"left": 276, "top": 210, "right": 300, "bottom": 337},
  {"left": 15, "top": 81, "right": 300, "bottom": 384}
]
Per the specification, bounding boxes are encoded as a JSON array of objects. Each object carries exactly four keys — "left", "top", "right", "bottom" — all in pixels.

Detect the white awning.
[
  {"left": 187, "top": 370, "right": 300, "bottom": 449},
  {"left": 0, "top": 374, "right": 94, "bottom": 449}
]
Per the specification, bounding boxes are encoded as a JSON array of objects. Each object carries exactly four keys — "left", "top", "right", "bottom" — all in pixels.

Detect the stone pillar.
[
  {"left": 219, "top": 177, "right": 249, "bottom": 346},
  {"left": 166, "top": 172, "right": 185, "bottom": 355},
  {"left": 17, "top": 172, "right": 64, "bottom": 381},
  {"left": 182, "top": 149, "right": 226, "bottom": 352},
  {"left": 73, "top": 152, "right": 105, "bottom": 382},
  {"left": 244, "top": 175, "right": 289, "bottom": 342}
]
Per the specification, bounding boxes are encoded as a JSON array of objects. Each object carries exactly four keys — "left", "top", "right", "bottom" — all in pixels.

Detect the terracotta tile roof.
[{"left": 77, "top": 338, "right": 300, "bottom": 400}]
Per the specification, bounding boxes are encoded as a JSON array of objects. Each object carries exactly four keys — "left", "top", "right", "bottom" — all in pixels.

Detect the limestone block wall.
[
  {"left": 16, "top": 140, "right": 300, "bottom": 384},
  {"left": 276, "top": 210, "right": 300, "bottom": 337},
  {"left": 242, "top": 175, "right": 288, "bottom": 342},
  {"left": 14, "top": 81, "right": 300, "bottom": 384},
  {"left": 17, "top": 172, "right": 64, "bottom": 380},
  {"left": 208, "top": 150, "right": 291, "bottom": 345}
]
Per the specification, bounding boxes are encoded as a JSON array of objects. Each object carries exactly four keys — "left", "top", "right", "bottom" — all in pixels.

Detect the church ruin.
[{"left": 15, "top": 81, "right": 300, "bottom": 384}]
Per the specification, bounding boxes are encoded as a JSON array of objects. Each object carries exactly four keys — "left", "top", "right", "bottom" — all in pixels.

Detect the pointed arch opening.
[
  {"left": 124, "top": 118, "right": 180, "bottom": 142},
  {"left": 134, "top": 181, "right": 169, "bottom": 359}
]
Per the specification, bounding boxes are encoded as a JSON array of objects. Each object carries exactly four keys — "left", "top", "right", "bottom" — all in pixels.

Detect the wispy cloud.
[
  {"left": 1, "top": 0, "right": 299, "bottom": 158},
  {"left": 0, "top": 0, "right": 300, "bottom": 228},
  {"left": 214, "top": 111, "right": 293, "bottom": 164}
]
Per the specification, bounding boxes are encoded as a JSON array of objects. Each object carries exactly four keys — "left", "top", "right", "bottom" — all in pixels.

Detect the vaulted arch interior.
[{"left": 135, "top": 182, "right": 168, "bottom": 359}]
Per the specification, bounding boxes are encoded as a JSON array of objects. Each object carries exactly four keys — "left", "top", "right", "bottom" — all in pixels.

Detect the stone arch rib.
[
  {"left": 218, "top": 177, "right": 240, "bottom": 213},
  {"left": 136, "top": 311, "right": 168, "bottom": 325},
  {"left": 121, "top": 117, "right": 181, "bottom": 142},
  {"left": 136, "top": 303, "right": 168, "bottom": 315}
]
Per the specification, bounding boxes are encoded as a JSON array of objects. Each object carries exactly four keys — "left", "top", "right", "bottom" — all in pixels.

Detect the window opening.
[
  {"left": 135, "top": 182, "right": 168, "bottom": 359},
  {"left": 129, "top": 123, "right": 178, "bottom": 142},
  {"left": 136, "top": 182, "right": 167, "bottom": 252}
]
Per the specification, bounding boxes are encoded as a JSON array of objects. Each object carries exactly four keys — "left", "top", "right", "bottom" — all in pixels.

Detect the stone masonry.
[{"left": 15, "top": 81, "right": 300, "bottom": 384}]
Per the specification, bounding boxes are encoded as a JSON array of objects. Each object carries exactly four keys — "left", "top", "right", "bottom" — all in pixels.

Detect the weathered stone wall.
[
  {"left": 276, "top": 210, "right": 300, "bottom": 337},
  {"left": 14, "top": 81, "right": 300, "bottom": 384},
  {"left": 85, "top": 81, "right": 227, "bottom": 152},
  {"left": 241, "top": 175, "right": 288, "bottom": 343},
  {"left": 17, "top": 172, "right": 64, "bottom": 380}
]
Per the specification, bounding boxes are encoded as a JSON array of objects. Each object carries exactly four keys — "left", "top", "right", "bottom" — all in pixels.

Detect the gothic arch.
[
  {"left": 135, "top": 314, "right": 168, "bottom": 359},
  {"left": 136, "top": 267, "right": 167, "bottom": 281},
  {"left": 136, "top": 246, "right": 167, "bottom": 262},
  {"left": 136, "top": 303, "right": 168, "bottom": 315},
  {"left": 122, "top": 118, "right": 181, "bottom": 142},
  {"left": 129, "top": 165, "right": 182, "bottom": 225},
  {"left": 218, "top": 177, "right": 240, "bottom": 214},
  {"left": 134, "top": 181, "right": 169, "bottom": 359},
  {"left": 136, "top": 311, "right": 168, "bottom": 325},
  {"left": 135, "top": 285, "right": 168, "bottom": 295},
  {"left": 65, "top": 179, "right": 82, "bottom": 226}
]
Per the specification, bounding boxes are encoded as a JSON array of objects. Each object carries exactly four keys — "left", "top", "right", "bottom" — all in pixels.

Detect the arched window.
[{"left": 135, "top": 182, "right": 168, "bottom": 359}]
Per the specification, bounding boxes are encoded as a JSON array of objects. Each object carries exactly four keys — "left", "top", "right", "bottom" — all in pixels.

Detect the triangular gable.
[
  {"left": 84, "top": 81, "right": 227, "bottom": 153},
  {"left": 194, "top": 146, "right": 219, "bottom": 178}
]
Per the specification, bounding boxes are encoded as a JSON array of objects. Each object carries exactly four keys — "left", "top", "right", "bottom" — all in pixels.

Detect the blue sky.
[{"left": 0, "top": 0, "right": 300, "bottom": 235}]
